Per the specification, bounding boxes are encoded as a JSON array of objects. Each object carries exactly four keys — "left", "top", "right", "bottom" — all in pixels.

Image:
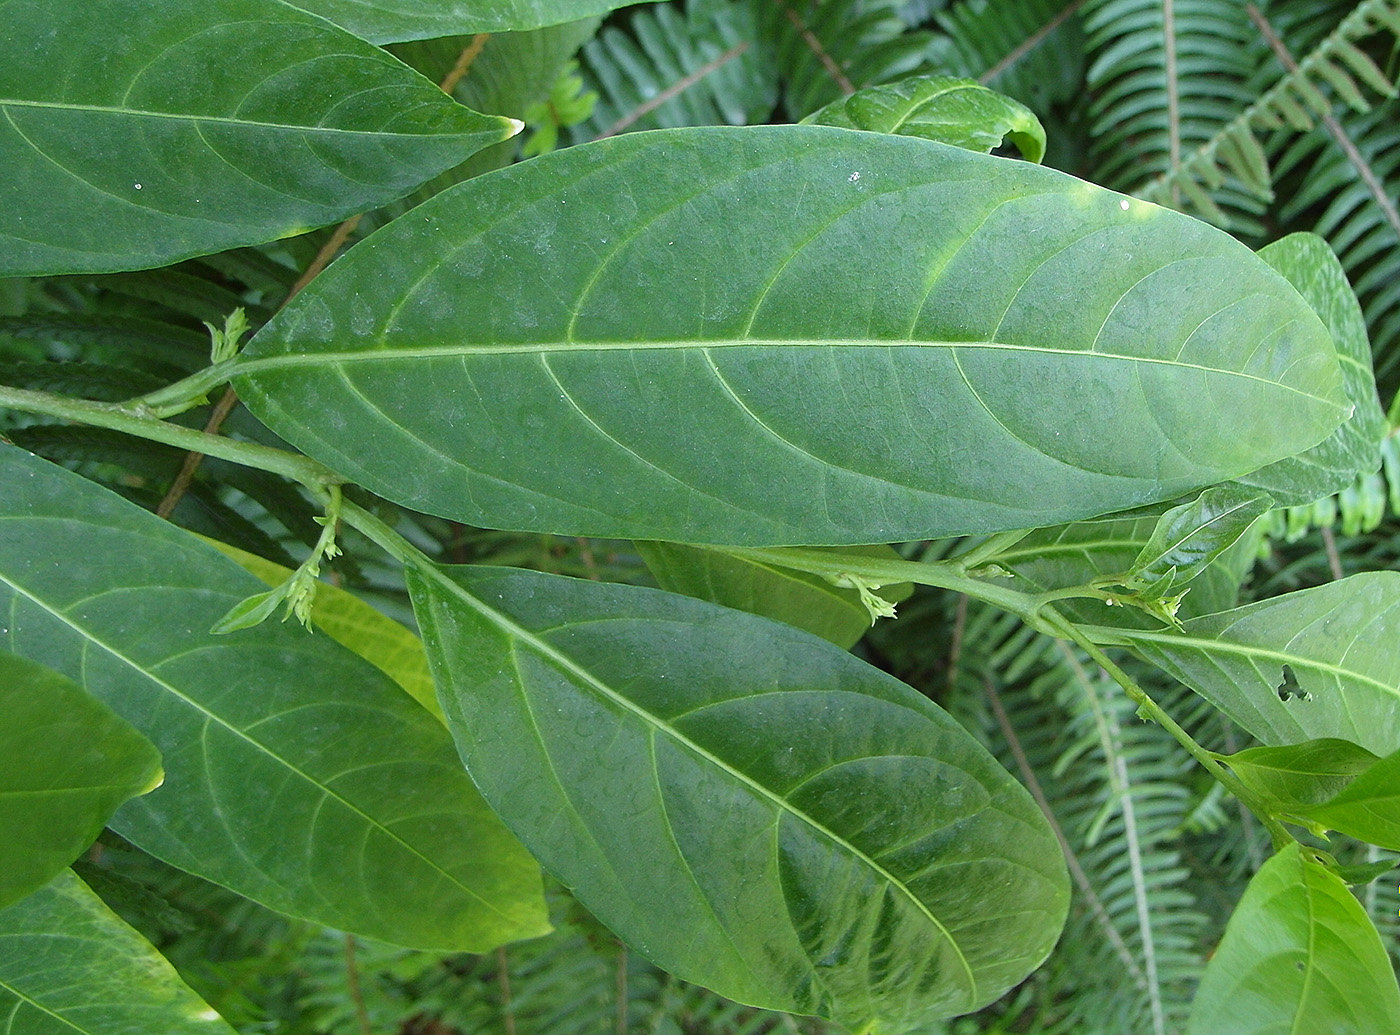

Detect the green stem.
[
  {"left": 722, "top": 545, "right": 1047, "bottom": 627},
  {"left": 947, "top": 528, "right": 1033, "bottom": 571},
  {"left": 0, "top": 383, "right": 340, "bottom": 490},
  {"left": 1043, "top": 607, "right": 1294, "bottom": 849},
  {"left": 130, "top": 360, "right": 241, "bottom": 418},
  {"left": 340, "top": 498, "right": 429, "bottom": 571}
]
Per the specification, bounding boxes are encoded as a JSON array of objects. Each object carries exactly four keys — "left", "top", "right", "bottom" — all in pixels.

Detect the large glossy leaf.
[
  {"left": 237, "top": 126, "right": 1347, "bottom": 547},
  {"left": 802, "top": 74, "right": 1046, "bottom": 163},
  {"left": 0, "top": 0, "right": 518, "bottom": 277},
  {"left": 1119, "top": 573, "right": 1400, "bottom": 756},
  {"left": 288, "top": 0, "right": 648, "bottom": 43},
  {"left": 205, "top": 537, "right": 443, "bottom": 722},
  {"left": 0, "top": 652, "right": 162, "bottom": 910},
  {"left": 637, "top": 541, "right": 910, "bottom": 649},
  {"left": 0, "top": 446, "right": 547, "bottom": 950},
  {"left": 1185, "top": 844, "right": 1400, "bottom": 1035},
  {"left": 407, "top": 563, "right": 1069, "bottom": 1031},
  {"left": 1235, "top": 233, "right": 1388, "bottom": 506},
  {"left": 0, "top": 870, "right": 237, "bottom": 1035}
]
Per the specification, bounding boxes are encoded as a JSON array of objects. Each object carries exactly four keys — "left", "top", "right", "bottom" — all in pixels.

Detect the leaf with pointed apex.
[
  {"left": 0, "top": 870, "right": 238, "bottom": 1035},
  {"left": 1186, "top": 845, "right": 1400, "bottom": 1035},
  {"left": 637, "top": 541, "right": 910, "bottom": 649},
  {"left": 803, "top": 74, "right": 1046, "bottom": 163},
  {"left": 407, "top": 563, "right": 1069, "bottom": 1031},
  {"left": 1120, "top": 573, "right": 1400, "bottom": 756},
  {"left": 286, "top": 0, "right": 649, "bottom": 43},
  {"left": 237, "top": 126, "right": 1346, "bottom": 547},
  {"left": 206, "top": 536, "right": 443, "bottom": 722},
  {"left": 0, "top": 446, "right": 547, "bottom": 951},
  {"left": 1220, "top": 738, "right": 1379, "bottom": 812},
  {"left": 1124, "top": 485, "right": 1273, "bottom": 596},
  {"left": 0, "top": 0, "right": 519, "bottom": 277},
  {"left": 1235, "top": 233, "right": 1388, "bottom": 506},
  {"left": 0, "top": 652, "right": 162, "bottom": 911},
  {"left": 1298, "top": 748, "right": 1400, "bottom": 851}
]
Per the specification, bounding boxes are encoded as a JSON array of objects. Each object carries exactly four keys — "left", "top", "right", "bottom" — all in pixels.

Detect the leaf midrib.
[
  {"left": 1117, "top": 628, "right": 1400, "bottom": 701},
  {"left": 0, "top": 97, "right": 487, "bottom": 139},
  {"left": 235, "top": 340, "right": 1342, "bottom": 409},
  {"left": 424, "top": 564, "right": 981, "bottom": 1003},
  {"left": 0, "top": 560, "right": 512, "bottom": 922}
]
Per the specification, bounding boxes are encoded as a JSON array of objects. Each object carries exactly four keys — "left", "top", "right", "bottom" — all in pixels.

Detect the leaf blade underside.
[{"left": 237, "top": 126, "right": 1347, "bottom": 546}]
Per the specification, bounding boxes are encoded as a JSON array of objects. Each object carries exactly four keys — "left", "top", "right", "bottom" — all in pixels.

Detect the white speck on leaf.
[
  {"left": 849, "top": 171, "right": 860, "bottom": 183},
  {"left": 133, "top": 183, "right": 142, "bottom": 190},
  {"left": 1119, "top": 199, "right": 1130, "bottom": 210}
]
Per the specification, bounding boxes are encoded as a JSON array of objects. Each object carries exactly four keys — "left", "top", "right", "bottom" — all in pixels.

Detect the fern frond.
[
  {"left": 761, "top": 0, "right": 935, "bottom": 118},
  {"left": 1139, "top": 0, "right": 1400, "bottom": 222},
  {"left": 929, "top": 0, "right": 1088, "bottom": 109},
  {"left": 572, "top": 0, "right": 777, "bottom": 139},
  {"left": 1083, "top": 0, "right": 1261, "bottom": 197}
]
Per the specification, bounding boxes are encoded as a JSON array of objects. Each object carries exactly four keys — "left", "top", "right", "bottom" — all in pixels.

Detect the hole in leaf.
[
  {"left": 1276, "top": 665, "right": 1306, "bottom": 702},
  {"left": 1295, "top": 960, "right": 1306, "bottom": 971}
]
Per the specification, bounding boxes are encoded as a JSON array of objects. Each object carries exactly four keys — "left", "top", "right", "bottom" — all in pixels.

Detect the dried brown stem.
[
  {"left": 979, "top": 0, "right": 1089, "bottom": 85},
  {"left": 770, "top": 0, "right": 854, "bottom": 94},
  {"left": 345, "top": 934, "right": 373, "bottom": 1035}
]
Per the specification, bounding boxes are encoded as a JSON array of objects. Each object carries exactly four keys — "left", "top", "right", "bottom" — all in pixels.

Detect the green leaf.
[
  {"left": 0, "top": 652, "right": 162, "bottom": 910},
  {"left": 0, "top": 0, "right": 519, "bottom": 277},
  {"left": 0, "top": 446, "right": 546, "bottom": 951},
  {"left": 637, "top": 541, "right": 910, "bottom": 649},
  {"left": 237, "top": 126, "right": 1346, "bottom": 546},
  {"left": 802, "top": 74, "right": 1047, "bottom": 164},
  {"left": 1220, "top": 738, "right": 1380, "bottom": 812},
  {"left": 996, "top": 507, "right": 1261, "bottom": 628},
  {"left": 1235, "top": 233, "right": 1389, "bottom": 506},
  {"left": 1119, "top": 573, "right": 1400, "bottom": 756},
  {"left": 0, "top": 870, "right": 238, "bottom": 1035},
  {"left": 1185, "top": 844, "right": 1400, "bottom": 1035},
  {"left": 406, "top": 563, "right": 1069, "bottom": 1030},
  {"left": 1124, "top": 486, "right": 1273, "bottom": 597},
  {"left": 205, "top": 536, "right": 443, "bottom": 723},
  {"left": 1299, "top": 748, "right": 1400, "bottom": 851},
  {"left": 287, "top": 0, "right": 649, "bottom": 44}
]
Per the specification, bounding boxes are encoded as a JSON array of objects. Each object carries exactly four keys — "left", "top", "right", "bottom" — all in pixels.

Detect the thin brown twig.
[
  {"left": 1163, "top": 0, "right": 1182, "bottom": 206},
  {"left": 597, "top": 42, "right": 750, "bottom": 139},
  {"left": 945, "top": 592, "right": 968, "bottom": 694},
  {"left": 497, "top": 946, "right": 516, "bottom": 1035},
  {"left": 1320, "top": 525, "right": 1345, "bottom": 580},
  {"left": 155, "top": 36, "right": 491, "bottom": 521},
  {"left": 978, "top": 0, "right": 1089, "bottom": 85},
  {"left": 770, "top": 0, "right": 854, "bottom": 94},
  {"left": 1248, "top": 3, "right": 1400, "bottom": 243},
  {"left": 983, "top": 673, "right": 1149, "bottom": 990},
  {"left": 344, "top": 934, "right": 374, "bottom": 1035},
  {"left": 441, "top": 34, "right": 490, "bottom": 95},
  {"left": 616, "top": 946, "right": 629, "bottom": 1035}
]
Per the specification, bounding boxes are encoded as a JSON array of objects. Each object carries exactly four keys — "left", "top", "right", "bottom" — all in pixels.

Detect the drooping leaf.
[
  {"left": 0, "top": 446, "right": 547, "bottom": 951},
  {"left": 0, "top": 651, "right": 162, "bottom": 910},
  {"left": 1119, "top": 573, "right": 1400, "bottom": 756},
  {"left": 1123, "top": 486, "right": 1273, "bottom": 597},
  {"left": 802, "top": 74, "right": 1046, "bottom": 163},
  {"left": 1220, "top": 738, "right": 1380, "bottom": 812},
  {"left": 236, "top": 126, "right": 1347, "bottom": 547},
  {"left": 286, "top": 0, "right": 650, "bottom": 44},
  {"left": 205, "top": 536, "right": 442, "bottom": 722},
  {"left": 1235, "top": 233, "right": 1389, "bottom": 506},
  {"left": 0, "top": 870, "right": 237, "bottom": 1035},
  {"left": 0, "top": 0, "right": 518, "bottom": 277},
  {"left": 407, "top": 562, "right": 1070, "bottom": 1030},
  {"left": 1298, "top": 748, "right": 1400, "bottom": 851},
  {"left": 1185, "top": 844, "right": 1400, "bottom": 1035},
  {"left": 637, "top": 541, "right": 910, "bottom": 648}
]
